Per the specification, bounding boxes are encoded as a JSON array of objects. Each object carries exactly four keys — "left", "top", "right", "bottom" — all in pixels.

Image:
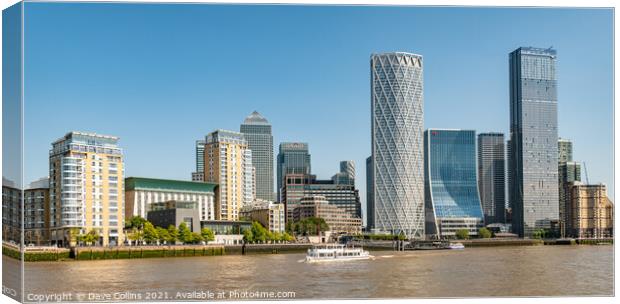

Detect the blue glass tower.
[
  {"left": 509, "top": 47, "right": 559, "bottom": 237},
  {"left": 424, "top": 129, "right": 484, "bottom": 238}
]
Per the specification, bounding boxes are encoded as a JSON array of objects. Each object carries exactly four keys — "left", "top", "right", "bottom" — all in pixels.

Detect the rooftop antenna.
[{"left": 583, "top": 162, "right": 590, "bottom": 184}]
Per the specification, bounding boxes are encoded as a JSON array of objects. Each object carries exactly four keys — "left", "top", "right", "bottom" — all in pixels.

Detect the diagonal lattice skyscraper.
[{"left": 370, "top": 52, "right": 425, "bottom": 239}]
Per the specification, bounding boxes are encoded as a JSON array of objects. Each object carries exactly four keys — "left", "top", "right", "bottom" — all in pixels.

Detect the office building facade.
[
  {"left": 332, "top": 160, "right": 355, "bottom": 185},
  {"left": 477, "top": 133, "right": 506, "bottom": 224},
  {"left": 366, "top": 156, "right": 374, "bottom": 230},
  {"left": 371, "top": 52, "right": 425, "bottom": 238},
  {"left": 49, "top": 132, "right": 125, "bottom": 246},
  {"left": 277, "top": 142, "right": 311, "bottom": 201},
  {"left": 509, "top": 47, "right": 559, "bottom": 237},
  {"left": 292, "top": 196, "right": 362, "bottom": 235},
  {"left": 125, "top": 177, "right": 216, "bottom": 221},
  {"left": 240, "top": 200, "right": 285, "bottom": 233},
  {"left": 425, "top": 129, "right": 484, "bottom": 238},
  {"left": 281, "top": 173, "right": 362, "bottom": 223},
  {"left": 558, "top": 138, "right": 581, "bottom": 237},
  {"left": 204, "top": 129, "right": 254, "bottom": 221},
  {"left": 240, "top": 111, "right": 274, "bottom": 201}
]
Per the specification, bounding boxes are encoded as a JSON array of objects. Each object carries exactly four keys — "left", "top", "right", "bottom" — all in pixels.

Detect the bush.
[
  {"left": 478, "top": 228, "right": 492, "bottom": 239},
  {"left": 455, "top": 229, "right": 470, "bottom": 240}
]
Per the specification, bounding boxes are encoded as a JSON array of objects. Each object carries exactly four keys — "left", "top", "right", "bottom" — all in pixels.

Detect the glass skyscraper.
[
  {"left": 195, "top": 139, "right": 205, "bottom": 172},
  {"left": 240, "top": 111, "right": 274, "bottom": 201},
  {"left": 557, "top": 138, "right": 581, "bottom": 237},
  {"left": 370, "top": 52, "right": 424, "bottom": 238},
  {"left": 509, "top": 47, "right": 559, "bottom": 237},
  {"left": 277, "top": 142, "right": 311, "bottom": 202},
  {"left": 424, "top": 129, "right": 484, "bottom": 238},
  {"left": 477, "top": 133, "right": 506, "bottom": 224}
]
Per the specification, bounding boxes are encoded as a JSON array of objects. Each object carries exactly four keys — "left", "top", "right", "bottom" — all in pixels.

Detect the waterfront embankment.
[{"left": 3, "top": 238, "right": 613, "bottom": 261}]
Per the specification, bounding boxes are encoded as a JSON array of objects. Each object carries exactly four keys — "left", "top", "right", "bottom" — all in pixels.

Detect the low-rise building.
[
  {"left": 2, "top": 178, "right": 21, "bottom": 243},
  {"left": 566, "top": 182, "right": 614, "bottom": 239},
  {"left": 146, "top": 200, "right": 201, "bottom": 233},
  {"left": 200, "top": 220, "right": 252, "bottom": 236},
  {"left": 292, "top": 195, "right": 362, "bottom": 235},
  {"left": 125, "top": 177, "right": 216, "bottom": 222},
  {"left": 24, "top": 178, "right": 50, "bottom": 245},
  {"left": 240, "top": 200, "right": 285, "bottom": 233}
]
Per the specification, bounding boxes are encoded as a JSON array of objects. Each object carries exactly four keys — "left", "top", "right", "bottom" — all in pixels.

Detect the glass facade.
[
  {"left": 371, "top": 52, "right": 424, "bottom": 238},
  {"left": 509, "top": 47, "right": 559, "bottom": 237},
  {"left": 240, "top": 111, "right": 274, "bottom": 201},
  {"left": 276, "top": 142, "right": 311, "bottom": 202},
  {"left": 195, "top": 140, "right": 205, "bottom": 173},
  {"left": 477, "top": 133, "right": 506, "bottom": 224},
  {"left": 425, "top": 129, "right": 484, "bottom": 238}
]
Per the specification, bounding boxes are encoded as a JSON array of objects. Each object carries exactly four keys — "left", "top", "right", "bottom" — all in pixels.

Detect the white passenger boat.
[
  {"left": 305, "top": 244, "right": 373, "bottom": 263},
  {"left": 449, "top": 242, "right": 465, "bottom": 250}
]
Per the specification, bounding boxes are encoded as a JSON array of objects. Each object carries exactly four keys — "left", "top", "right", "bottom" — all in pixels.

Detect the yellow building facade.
[
  {"left": 204, "top": 130, "right": 254, "bottom": 221},
  {"left": 566, "top": 182, "right": 614, "bottom": 239},
  {"left": 49, "top": 132, "right": 125, "bottom": 246}
]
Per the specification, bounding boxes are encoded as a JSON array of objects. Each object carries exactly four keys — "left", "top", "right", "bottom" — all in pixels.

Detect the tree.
[
  {"left": 478, "top": 227, "right": 492, "bottom": 239},
  {"left": 178, "top": 222, "right": 193, "bottom": 244},
  {"left": 201, "top": 228, "right": 215, "bottom": 242},
  {"left": 156, "top": 227, "right": 170, "bottom": 244},
  {"left": 167, "top": 225, "right": 179, "bottom": 244},
  {"left": 251, "top": 221, "right": 268, "bottom": 243},
  {"left": 127, "top": 229, "right": 143, "bottom": 245},
  {"left": 126, "top": 216, "right": 147, "bottom": 230},
  {"left": 190, "top": 232, "right": 204, "bottom": 244},
  {"left": 143, "top": 222, "right": 159, "bottom": 244},
  {"left": 281, "top": 232, "right": 294, "bottom": 242},
  {"left": 288, "top": 217, "right": 330, "bottom": 236},
  {"left": 243, "top": 228, "right": 254, "bottom": 243},
  {"left": 455, "top": 229, "right": 470, "bottom": 240}
]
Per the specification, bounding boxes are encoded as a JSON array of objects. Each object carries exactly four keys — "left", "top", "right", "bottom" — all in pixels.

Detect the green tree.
[
  {"left": 190, "top": 232, "right": 204, "bottom": 244},
  {"left": 156, "top": 227, "right": 170, "bottom": 244},
  {"left": 127, "top": 229, "right": 143, "bottom": 245},
  {"left": 167, "top": 225, "right": 179, "bottom": 244},
  {"left": 143, "top": 222, "right": 159, "bottom": 244},
  {"left": 178, "top": 222, "right": 193, "bottom": 244},
  {"left": 251, "top": 221, "right": 268, "bottom": 243},
  {"left": 281, "top": 232, "right": 294, "bottom": 242},
  {"left": 478, "top": 227, "right": 492, "bottom": 239},
  {"left": 126, "top": 216, "right": 147, "bottom": 230},
  {"left": 201, "top": 227, "right": 215, "bottom": 242},
  {"left": 455, "top": 229, "right": 470, "bottom": 240},
  {"left": 243, "top": 228, "right": 254, "bottom": 243},
  {"left": 288, "top": 217, "right": 329, "bottom": 236}
]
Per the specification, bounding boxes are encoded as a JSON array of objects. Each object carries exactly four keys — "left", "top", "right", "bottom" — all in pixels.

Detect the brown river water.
[{"left": 2, "top": 245, "right": 614, "bottom": 301}]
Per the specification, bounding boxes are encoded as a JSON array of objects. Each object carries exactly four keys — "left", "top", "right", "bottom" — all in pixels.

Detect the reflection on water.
[{"left": 4, "top": 245, "right": 612, "bottom": 300}]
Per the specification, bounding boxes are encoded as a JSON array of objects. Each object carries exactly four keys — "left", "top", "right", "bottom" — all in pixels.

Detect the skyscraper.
[
  {"left": 366, "top": 156, "right": 374, "bottom": 230},
  {"left": 192, "top": 140, "right": 206, "bottom": 181},
  {"left": 195, "top": 140, "right": 205, "bottom": 173},
  {"left": 240, "top": 111, "right": 274, "bottom": 201},
  {"left": 370, "top": 52, "right": 424, "bottom": 238},
  {"left": 331, "top": 160, "right": 355, "bottom": 185},
  {"left": 425, "top": 129, "right": 484, "bottom": 238},
  {"left": 49, "top": 132, "right": 125, "bottom": 246},
  {"left": 509, "top": 47, "right": 559, "bottom": 237},
  {"left": 477, "top": 133, "right": 506, "bottom": 224},
  {"left": 558, "top": 138, "right": 581, "bottom": 237},
  {"left": 276, "top": 142, "right": 311, "bottom": 202},
  {"left": 204, "top": 130, "right": 254, "bottom": 221},
  {"left": 558, "top": 138, "right": 573, "bottom": 163}
]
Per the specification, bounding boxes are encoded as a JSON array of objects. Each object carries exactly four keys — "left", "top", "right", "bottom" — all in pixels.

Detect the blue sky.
[{"left": 21, "top": 3, "right": 614, "bottom": 215}]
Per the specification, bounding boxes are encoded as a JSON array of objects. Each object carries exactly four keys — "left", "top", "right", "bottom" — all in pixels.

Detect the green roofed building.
[{"left": 125, "top": 177, "right": 217, "bottom": 222}]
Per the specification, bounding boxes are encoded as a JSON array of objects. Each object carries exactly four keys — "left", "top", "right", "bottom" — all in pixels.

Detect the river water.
[{"left": 3, "top": 245, "right": 613, "bottom": 301}]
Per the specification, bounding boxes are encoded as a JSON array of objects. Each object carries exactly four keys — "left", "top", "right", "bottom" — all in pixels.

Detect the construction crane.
[{"left": 582, "top": 161, "right": 589, "bottom": 184}]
